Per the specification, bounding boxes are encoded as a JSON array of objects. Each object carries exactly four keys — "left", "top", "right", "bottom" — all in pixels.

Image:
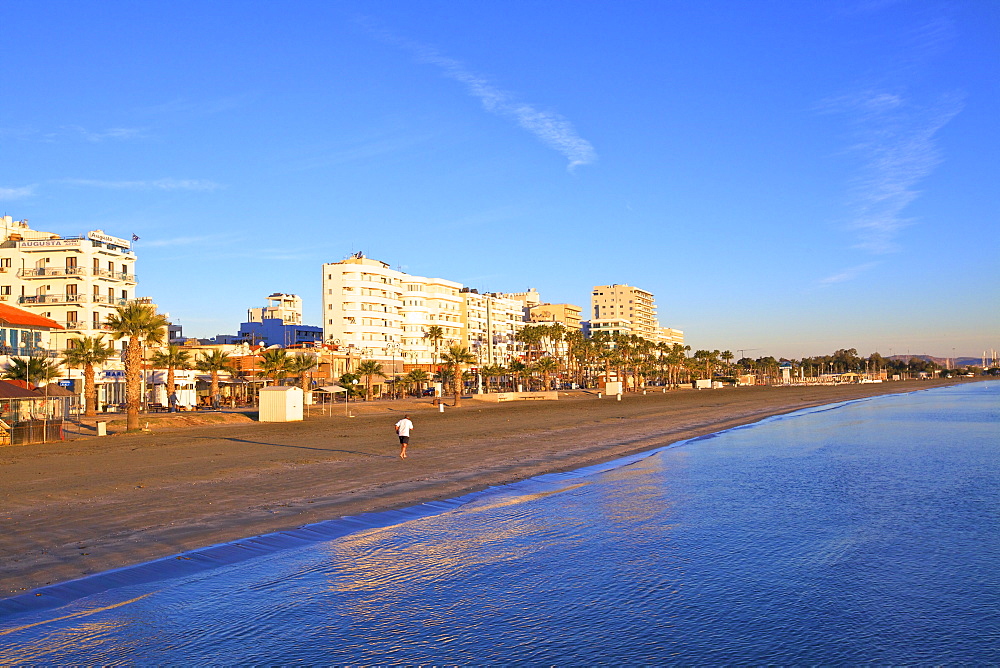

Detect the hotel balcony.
[
  {"left": 58, "top": 321, "right": 116, "bottom": 332},
  {"left": 17, "top": 267, "right": 136, "bottom": 283},
  {"left": 17, "top": 295, "right": 132, "bottom": 306}
]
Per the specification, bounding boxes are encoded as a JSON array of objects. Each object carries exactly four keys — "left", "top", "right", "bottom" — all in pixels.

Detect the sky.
[{"left": 1, "top": 0, "right": 997, "bottom": 359}]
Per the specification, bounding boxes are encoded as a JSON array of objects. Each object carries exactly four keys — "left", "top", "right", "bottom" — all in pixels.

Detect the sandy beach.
[{"left": 0, "top": 380, "right": 969, "bottom": 596}]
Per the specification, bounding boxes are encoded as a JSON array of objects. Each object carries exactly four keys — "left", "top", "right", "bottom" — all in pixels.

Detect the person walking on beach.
[{"left": 395, "top": 414, "right": 413, "bottom": 458}]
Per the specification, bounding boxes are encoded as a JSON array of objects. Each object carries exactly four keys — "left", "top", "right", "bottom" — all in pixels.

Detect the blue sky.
[{"left": 1, "top": 0, "right": 996, "bottom": 359}]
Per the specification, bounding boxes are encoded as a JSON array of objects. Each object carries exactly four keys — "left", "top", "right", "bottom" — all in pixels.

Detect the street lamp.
[{"left": 387, "top": 342, "right": 401, "bottom": 399}]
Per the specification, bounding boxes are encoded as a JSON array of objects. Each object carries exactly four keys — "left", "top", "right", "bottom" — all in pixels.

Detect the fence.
[{"left": 0, "top": 396, "right": 75, "bottom": 445}]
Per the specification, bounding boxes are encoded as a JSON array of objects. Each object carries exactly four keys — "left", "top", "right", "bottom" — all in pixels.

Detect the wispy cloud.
[
  {"left": 819, "top": 262, "right": 879, "bottom": 285},
  {"left": 2, "top": 126, "right": 145, "bottom": 143},
  {"left": 64, "top": 125, "right": 146, "bottom": 142},
  {"left": 825, "top": 90, "right": 962, "bottom": 255},
  {"left": 366, "top": 22, "right": 596, "bottom": 171},
  {"left": 60, "top": 178, "right": 223, "bottom": 192},
  {"left": 0, "top": 184, "right": 37, "bottom": 200},
  {"left": 135, "top": 95, "right": 251, "bottom": 118}
]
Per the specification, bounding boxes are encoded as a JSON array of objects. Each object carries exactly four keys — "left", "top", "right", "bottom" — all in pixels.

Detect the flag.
[{"left": 132, "top": 234, "right": 140, "bottom": 241}]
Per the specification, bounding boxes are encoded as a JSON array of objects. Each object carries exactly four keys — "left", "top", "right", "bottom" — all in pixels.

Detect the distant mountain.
[{"left": 887, "top": 354, "right": 990, "bottom": 367}]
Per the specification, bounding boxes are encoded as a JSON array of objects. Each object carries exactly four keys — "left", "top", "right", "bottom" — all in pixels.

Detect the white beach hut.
[{"left": 258, "top": 386, "right": 304, "bottom": 422}]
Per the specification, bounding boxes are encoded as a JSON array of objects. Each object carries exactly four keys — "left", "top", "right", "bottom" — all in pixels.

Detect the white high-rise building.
[
  {"left": 321, "top": 254, "right": 463, "bottom": 368},
  {"left": 0, "top": 215, "right": 143, "bottom": 352},
  {"left": 590, "top": 283, "right": 659, "bottom": 341},
  {"left": 460, "top": 289, "right": 526, "bottom": 367}
]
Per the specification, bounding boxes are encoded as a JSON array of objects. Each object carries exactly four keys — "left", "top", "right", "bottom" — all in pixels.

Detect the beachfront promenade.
[{"left": 0, "top": 379, "right": 971, "bottom": 596}]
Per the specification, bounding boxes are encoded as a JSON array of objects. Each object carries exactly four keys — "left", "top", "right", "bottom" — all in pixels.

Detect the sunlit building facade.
[
  {"left": 0, "top": 215, "right": 142, "bottom": 353},
  {"left": 590, "top": 284, "right": 659, "bottom": 341},
  {"left": 321, "top": 254, "right": 463, "bottom": 368}
]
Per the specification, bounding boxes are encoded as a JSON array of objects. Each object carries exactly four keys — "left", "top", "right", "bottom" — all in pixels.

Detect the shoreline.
[{"left": 0, "top": 379, "right": 974, "bottom": 597}]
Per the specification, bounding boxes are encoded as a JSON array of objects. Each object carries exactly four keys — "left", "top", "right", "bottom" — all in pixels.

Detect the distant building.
[
  {"left": 590, "top": 284, "right": 658, "bottom": 341},
  {"left": 528, "top": 302, "right": 583, "bottom": 331},
  {"left": 460, "top": 288, "right": 526, "bottom": 366},
  {"left": 322, "top": 254, "right": 463, "bottom": 368},
  {"left": 497, "top": 289, "right": 541, "bottom": 320},
  {"left": 216, "top": 293, "right": 322, "bottom": 347},
  {"left": 0, "top": 215, "right": 144, "bottom": 353},
  {"left": 658, "top": 327, "right": 684, "bottom": 346}
]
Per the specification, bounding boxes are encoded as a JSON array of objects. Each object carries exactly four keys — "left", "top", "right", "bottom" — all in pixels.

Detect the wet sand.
[{"left": 0, "top": 380, "right": 968, "bottom": 596}]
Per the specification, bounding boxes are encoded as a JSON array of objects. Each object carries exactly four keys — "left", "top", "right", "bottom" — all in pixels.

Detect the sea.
[{"left": 1, "top": 381, "right": 997, "bottom": 664}]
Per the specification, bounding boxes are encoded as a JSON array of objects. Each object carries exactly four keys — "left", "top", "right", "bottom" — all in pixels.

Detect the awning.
[{"left": 313, "top": 385, "right": 349, "bottom": 393}]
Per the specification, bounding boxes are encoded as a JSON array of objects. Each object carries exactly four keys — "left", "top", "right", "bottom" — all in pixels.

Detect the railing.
[
  {"left": 18, "top": 267, "right": 136, "bottom": 282},
  {"left": 18, "top": 294, "right": 88, "bottom": 305},
  {"left": 17, "top": 294, "right": 133, "bottom": 306},
  {"left": 18, "top": 267, "right": 89, "bottom": 278},
  {"left": 89, "top": 295, "right": 131, "bottom": 306},
  {"left": 57, "top": 321, "right": 115, "bottom": 331},
  {"left": 0, "top": 346, "right": 60, "bottom": 358}
]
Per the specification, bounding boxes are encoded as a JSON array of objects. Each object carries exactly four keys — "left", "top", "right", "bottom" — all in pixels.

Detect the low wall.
[{"left": 470, "top": 391, "right": 559, "bottom": 403}]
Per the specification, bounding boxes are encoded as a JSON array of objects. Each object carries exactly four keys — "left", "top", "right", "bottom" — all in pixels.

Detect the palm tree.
[
  {"left": 533, "top": 356, "right": 560, "bottom": 391},
  {"left": 149, "top": 344, "right": 192, "bottom": 397},
  {"left": 62, "top": 336, "right": 116, "bottom": 417},
  {"left": 404, "top": 368, "right": 430, "bottom": 396},
  {"left": 257, "top": 348, "right": 291, "bottom": 386},
  {"left": 195, "top": 350, "right": 234, "bottom": 408},
  {"left": 286, "top": 353, "right": 318, "bottom": 392},
  {"left": 507, "top": 359, "right": 531, "bottom": 392},
  {"left": 423, "top": 325, "right": 445, "bottom": 370},
  {"left": 721, "top": 350, "right": 735, "bottom": 377},
  {"left": 480, "top": 364, "right": 506, "bottom": 392},
  {"left": 2, "top": 355, "right": 63, "bottom": 388},
  {"left": 356, "top": 359, "right": 386, "bottom": 400},
  {"left": 440, "top": 345, "right": 476, "bottom": 407},
  {"left": 339, "top": 372, "right": 361, "bottom": 400},
  {"left": 106, "top": 301, "right": 169, "bottom": 431}
]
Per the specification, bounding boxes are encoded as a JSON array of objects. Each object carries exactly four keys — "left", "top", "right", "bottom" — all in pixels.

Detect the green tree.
[
  {"left": 339, "top": 372, "right": 361, "bottom": 399},
  {"left": 506, "top": 359, "right": 531, "bottom": 392},
  {"left": 440, "top": 345, "right": 476, "bottom": 406},
  {"left": 533, "top": 356, "right": 560, "bottom": 391},
  {"left": 404, "top": 368, "right": 429, "bottom": 396},
  {"left": 423, "top": 325, "right": 445, "bottom": 369},
  {"left": 106, "top": 301, "right": 168, "bottom": 431},
  {"left": 286, "top": 353, "right": 318, "bottom": 392},
  {"left": 149, "top": 344, "right": 192, "bottom": 396},
  {"left": 2, "top": 355, "right": 63, "bottom": 388},
  {"left": 62, "top": 336, "right": 116, "bottom": 417},
  {"left": 356, "top": 359, "right": 386, "bottom": 400},
  {"left": 480, "top": 364, "right": 506, "bottom": 392},
  {"left": 257, "top": 348, "right": 291, "bottom": 386},
  {"left": 195, "top": 350, "right": 234, "bottom": 408}
]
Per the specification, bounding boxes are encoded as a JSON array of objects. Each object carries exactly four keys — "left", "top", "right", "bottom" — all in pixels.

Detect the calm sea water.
[{"left": 2, "top": 382, "right": 998, "bottom": 664}]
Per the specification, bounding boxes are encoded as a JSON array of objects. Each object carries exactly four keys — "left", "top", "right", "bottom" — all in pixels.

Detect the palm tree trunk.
[
  {"left": 125, "top": 337, "right": 142, "bottom": 431},
  {"left": 84, "top": 362, "right": 97, "bottom": 418},
  {"left": 210, "top": 371, "right": 220, "bottom": 407}
]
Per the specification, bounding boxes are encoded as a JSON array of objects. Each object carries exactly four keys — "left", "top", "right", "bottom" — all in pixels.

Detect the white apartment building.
[
  {"left": 322, "top": 254, "right": 463, "bottom": 368},
  {"left": 590, "top": 284, "right": 659, "bottom": 341},
  {"left": 249, "top": 293, "right": 303, "bottom": 325},
  {"left": 0, "top": 216, "right": 140, "bottom": 352},
  {"left": 461, "top": 289, "right": 526, "bottom": 367},
  {"left": 658, "top": 327, "right": 685, "bottom": 346}
]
